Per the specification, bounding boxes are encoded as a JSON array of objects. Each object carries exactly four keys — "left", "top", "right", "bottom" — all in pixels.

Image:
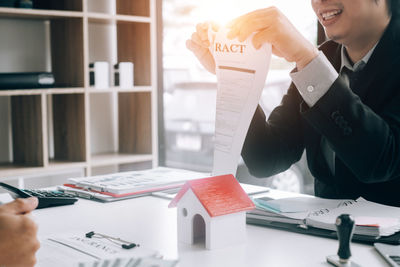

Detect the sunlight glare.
[{"left": 193, "top": 0, "right": 242, "bottom": 28}]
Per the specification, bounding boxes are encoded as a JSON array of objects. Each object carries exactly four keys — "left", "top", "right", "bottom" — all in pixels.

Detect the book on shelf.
[
  {"left": 0, "top": 72, "right": 55, "bottom": 89},
  {"left": 247, "top": 196, "right": 400, "bottom": 238}
]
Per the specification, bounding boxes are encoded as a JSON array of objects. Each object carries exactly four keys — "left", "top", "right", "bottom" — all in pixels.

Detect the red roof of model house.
[{"left": 168, "top": 174, "right": 255, "bottom": 217}]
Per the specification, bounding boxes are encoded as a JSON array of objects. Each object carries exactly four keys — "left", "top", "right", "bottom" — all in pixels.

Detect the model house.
[{"left": 168, "top": 174, "right": 255, "bottom": 250}]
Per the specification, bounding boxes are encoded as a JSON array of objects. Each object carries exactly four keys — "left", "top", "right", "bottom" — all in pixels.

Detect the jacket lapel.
[
  {"left": 324, "top": 16, "right": 400, "bottom": 111},
  {"left": 354, "top": 16, "right": 400, "bottom": 111}
]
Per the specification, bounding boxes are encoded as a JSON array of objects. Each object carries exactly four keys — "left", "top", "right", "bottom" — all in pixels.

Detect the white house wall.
[
  {"left": 177, "top": 188, "right": 210, "bottom": 245},
  {"left": 176, "top": 188, "right": 248, "bottom": 250},
  {"left": 209, "top": 211, "right": 247, "bottom": 250}
]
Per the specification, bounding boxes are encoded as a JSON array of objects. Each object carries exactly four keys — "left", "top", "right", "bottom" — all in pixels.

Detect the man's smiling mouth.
[{"left": 321, "top": 9, "right": 343, "bottom": 21}]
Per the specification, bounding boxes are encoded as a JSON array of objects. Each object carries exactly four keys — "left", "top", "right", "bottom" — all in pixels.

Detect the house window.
[{"left": 182, "top": 207, "right": 188, "bottom": 217}]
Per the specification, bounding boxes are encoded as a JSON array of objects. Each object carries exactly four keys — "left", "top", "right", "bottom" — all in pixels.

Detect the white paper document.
[
  {"left": 209, "top": 27, "right": 271, "bottom": 176},
  {"left": 255, "top": 196, "right": 349, "bottom": 213},
  {"left": 250, "top": 196, "right": 400, "bottom": 237},
  {"left": 306, "top": 198, "right": 400, "bottom": 236},
  {"left": 36, "top": 233, "right": 178, "bottom": 267}
]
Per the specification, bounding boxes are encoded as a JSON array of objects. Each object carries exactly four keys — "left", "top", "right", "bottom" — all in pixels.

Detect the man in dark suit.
[{"left": 187, "top": 0, "right": 400, "bottom": 206}]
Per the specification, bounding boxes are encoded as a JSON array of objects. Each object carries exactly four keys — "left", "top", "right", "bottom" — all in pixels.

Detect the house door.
[{"left": 192, "top": 214, "right": 205, "bottom": 246}]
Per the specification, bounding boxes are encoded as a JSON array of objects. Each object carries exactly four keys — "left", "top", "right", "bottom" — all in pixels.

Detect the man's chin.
[{"left": 325, "top": 32, "right": 345, "bottom": 43}]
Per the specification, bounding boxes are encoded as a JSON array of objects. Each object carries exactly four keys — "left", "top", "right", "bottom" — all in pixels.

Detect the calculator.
[{"left": 0, "top": 182, "right": 78, "bottom": 209}]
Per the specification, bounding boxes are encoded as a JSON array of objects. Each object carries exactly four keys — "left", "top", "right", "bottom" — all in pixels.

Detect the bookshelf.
[{"left": 0, "top": 0, "right": 158, "bottom": 180}]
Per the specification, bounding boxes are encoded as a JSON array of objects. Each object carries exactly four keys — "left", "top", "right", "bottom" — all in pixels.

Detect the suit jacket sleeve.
[
  {"left": 242, "top": 38, "right": 400, "bottom": 184},
  {"left": 300, "top": 75, "right": 400, "bottom": 183},
  {"left": 241, "top": 83, "right": 305, "bottom": 178}
]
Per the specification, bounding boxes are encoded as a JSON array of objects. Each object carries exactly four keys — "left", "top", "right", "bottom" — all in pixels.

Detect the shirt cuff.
[{"left": 290, "top": 51, "right": 338, "bottom": 107}]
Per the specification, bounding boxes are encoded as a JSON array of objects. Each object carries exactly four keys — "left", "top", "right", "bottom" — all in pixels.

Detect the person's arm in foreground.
[{"left": 0, "top": 197, "right": 40, "bottom": 267}]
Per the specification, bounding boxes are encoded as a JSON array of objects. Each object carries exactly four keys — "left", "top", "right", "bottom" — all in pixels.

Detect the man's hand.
[
  {"left": 227, "top": 7, "right": 319, "bottom": 70},
  {"left": 0, "top": 197, "right": 40, "bottom": 267},
  {"left": 186, "top": 22, "right": 218, "bottom": 74}
]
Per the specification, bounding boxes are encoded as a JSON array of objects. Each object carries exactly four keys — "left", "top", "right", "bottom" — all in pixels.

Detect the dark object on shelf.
[
  {"left": 0, "top": 0, "right": 16, "bottom": 7},
  {"left": 32, "top": 0, "right": 80, "bottom": 11},
  {"left": 0, "top": 0, "right": 33, "bottom": 8},
  {"left": 14, "top": 0, "right": 33, "bottom": 8},
  {"left": 0, "top": 72, "right": 55, "bottom": 89}
]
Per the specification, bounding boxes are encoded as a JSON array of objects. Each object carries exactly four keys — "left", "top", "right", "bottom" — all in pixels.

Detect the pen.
[{"left": 85, "top": 231, "right": 139, "bottom": 249}]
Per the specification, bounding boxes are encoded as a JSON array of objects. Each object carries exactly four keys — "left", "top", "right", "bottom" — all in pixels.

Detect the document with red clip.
[{"left": 59, "top": 167, "right": 208, "bottom": 202}]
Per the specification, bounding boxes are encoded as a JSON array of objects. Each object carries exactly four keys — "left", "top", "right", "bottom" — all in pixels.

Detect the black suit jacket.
[{"left": 242, "top": 16, "right": 400, "bottom": 206}]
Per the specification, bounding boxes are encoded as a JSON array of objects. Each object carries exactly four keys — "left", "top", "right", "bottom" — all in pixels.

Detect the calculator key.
[
  {"left": 390, "top": 255, "right": 400, "bottom": 264},
  {"left": 24, "top": 190, "right": 44, "bottom": 197}
]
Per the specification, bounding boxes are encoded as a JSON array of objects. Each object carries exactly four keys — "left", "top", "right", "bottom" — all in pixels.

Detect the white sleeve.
[{"left": 290, "top": 51, "right": 339, "bottom": 107}]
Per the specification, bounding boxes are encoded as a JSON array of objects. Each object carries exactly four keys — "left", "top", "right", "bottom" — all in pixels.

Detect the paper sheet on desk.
[
  {"left": 254, "top": 196, "right": 351, "bottom": 213},
  {"left": 306, "top": 197, "right": 400, "bottom": 236},
  {"left": 209, "top": 27, "right": 271, "bottom": 176},
  {"left": 36, "top": 233, "right": 178, "bottom": 267}
]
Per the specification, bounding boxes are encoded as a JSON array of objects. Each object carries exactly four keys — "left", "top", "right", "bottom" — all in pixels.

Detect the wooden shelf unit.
[{"left": 0, "top": 0, "right": 158, "bottom": 179}]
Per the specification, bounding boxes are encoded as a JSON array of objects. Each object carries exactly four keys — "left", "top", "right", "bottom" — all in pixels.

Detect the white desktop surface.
[{"left": 31, "top": 190, "right": 388, "bottom": 267}]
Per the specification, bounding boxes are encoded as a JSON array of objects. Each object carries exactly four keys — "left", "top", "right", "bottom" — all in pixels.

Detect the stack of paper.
[
  {"left": 248, "top": 196, "right": 400, "bottom": 237},
  {"left": 306, "top": 198, "right": 400, "bottom": 237},
  {"left": 37, "top": 233, "right": 178, "bottom": 267},
  {"left": 59, "top": 167, "right": 208, "bottom": 202},
  {"left": 76, "top": 257, "right": 177, "bottom": 267}
]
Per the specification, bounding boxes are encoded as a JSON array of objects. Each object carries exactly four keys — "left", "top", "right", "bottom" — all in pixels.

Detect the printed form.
[
  {"left": 209, "top": 28, "right": 271, "bottom": 176},
  {"left": 36, "top": 233, "right": 177, "bottom": 267}
]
